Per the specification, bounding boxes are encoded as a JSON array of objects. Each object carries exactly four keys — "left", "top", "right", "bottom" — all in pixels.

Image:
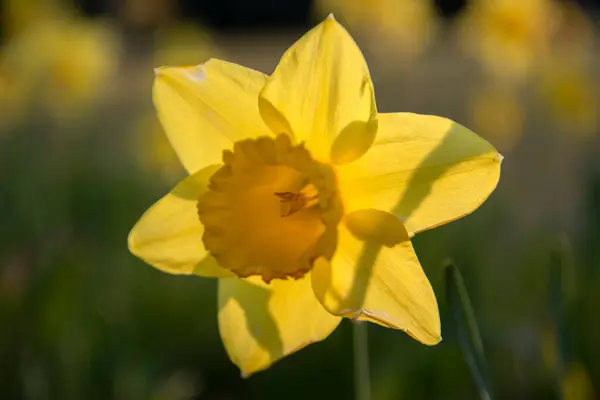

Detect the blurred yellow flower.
[
  {"left": 315, "top": 0, "right": 438, "bottom": 61},
  {"left": 541, "top": 325, "right": 595, "bottom": 399},
  {"left": 562, "top": 362, "right": 595, "bottom": 400},
  {"left": 0, "top": 17, "right": 121, "bottom": 120},
  {"left": 535, "top": 2, "right": 598, "bottom": 138},
  {"left": 540, "top": 325, "right": 559, "bottom": 374},
  {"left": 457, "top": 0, "right": 560, "bottom": 80},
  {"left": 469, "top": 83, "right": 524, "bottom": 152},
  {"left": 128, "top": 16, "right": 502, "bottom": 376},
  {"left": 132, "top": 113, "right": 185, "bottom": 182},
  {"left": 538, "top": 61, "right": 597, "bottom": 138}
]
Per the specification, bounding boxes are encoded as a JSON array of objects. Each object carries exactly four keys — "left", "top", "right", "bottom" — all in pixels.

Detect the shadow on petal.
[
  {"left": 171, "top": 164, "right": 221, "bottom": 200},
  {"left": 219, "top": 278, "right": 284, "bottom": 365},
  {"left": 192, "top": 255, "right": 235, "bottom": 277},
  {"left": 346, "top": 241, "right": 383, "bottom": 313},
  {"left": 330, "top": 119, "right": 378, "bottom": 165},
  {"left": 258, "top": 97, "right": 294, "bottom": 139},
  {"left": 389, "top": 123, "right": 497, "bottom": 224},
  {"left": 331, "top": 208, "right": 400, "bottom": 319},
  {"left": 345, "top": 208, "right": 409, "bottom": 247}
]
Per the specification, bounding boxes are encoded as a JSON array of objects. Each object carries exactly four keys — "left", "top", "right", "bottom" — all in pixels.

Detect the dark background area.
[{"left": 69, "top": 0, "right": 600, "bottom": 28}]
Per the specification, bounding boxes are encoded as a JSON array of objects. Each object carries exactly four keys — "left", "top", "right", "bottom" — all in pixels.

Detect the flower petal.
[
  {"left": 337, "top": 112, "right": 502, "bottom": 236},
  {"left": 311, "top": 223, "right": 440, "bottom": 345},
  {"left": 259, "top": 15, "right": 377, "bottom": 162},
  {"left": 128, "top": 165, "right": 234, "bottom": 278},
  {"left": 218, "top": 274, "right": 341, "bottom": 376},
  {"left": 154, "top": 58, "right": 271, "bottom": 173}
]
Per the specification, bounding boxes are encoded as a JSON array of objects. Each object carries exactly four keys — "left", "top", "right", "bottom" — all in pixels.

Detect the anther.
[{"left": 275, "top": 192, "right": 319, "bottom": 217}]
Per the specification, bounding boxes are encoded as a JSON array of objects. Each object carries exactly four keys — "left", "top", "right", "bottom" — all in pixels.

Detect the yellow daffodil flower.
[
  {"left": 562, "top": 362, "right": 595, "bottom": 400},
  {"left": 457, "top": 0, "right": 560, "bottom": 81},
  {"left": 538, "top": 61, "right": 597, "bottom": 138},
  {"left": 469, "top": 83, "right": 524, "bottom": 152},
  {"left": 541, "top": 325, "right": 594, "bottom": 399},
  {"left": 132, "top": 113, "right": 185, "bottom": 182},
  {"left": 535, "top": 2, "right": 598, "bottom": 138},
  {"left": 0, "top": 17, "right": 120, "bottom": 120},
  {"left": 128, "top": 16, "right": 502, "bottom": 376}
]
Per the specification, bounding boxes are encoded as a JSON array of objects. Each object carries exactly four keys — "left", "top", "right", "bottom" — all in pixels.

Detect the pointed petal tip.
[
  {"left": 428, "top": 334, "right": 443, "bottom": 346},
  {"left": 407, "top": 328, "right": 441, "bottom": 346},
  {"left": 322, "top": 13, "right": 341, "bottom": 30},
  {"left": 342, "top": 308, "right": 441, "bottom": 346},
  {"left": 126, "top": 226, "right": 139, "bottom": 256},
  {"left": 240, "top": 370, "right": 253, "bottom": 379},
  {"left": 153, "top": 65, "right": 186, "bottom": 78},
  {"left": 402, "top": 325, "right": 442, "bottom": 346},
  {"left": 494, "top": 153, "right": 504, "bottom": 163}
]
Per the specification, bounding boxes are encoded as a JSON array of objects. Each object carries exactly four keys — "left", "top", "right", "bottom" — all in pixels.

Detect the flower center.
[{"left": 197, "top": 134, "right": 342, "bottom": 283}]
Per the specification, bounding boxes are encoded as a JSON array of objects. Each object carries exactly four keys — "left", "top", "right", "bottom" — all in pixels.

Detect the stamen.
[{"left": 275, "top": 191, "right": 319, "bottom": 217}]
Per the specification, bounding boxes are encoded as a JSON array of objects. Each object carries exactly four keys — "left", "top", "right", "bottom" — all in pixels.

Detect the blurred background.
[{"left": 1, "top": 0, "right": 600, "bottom": 398}]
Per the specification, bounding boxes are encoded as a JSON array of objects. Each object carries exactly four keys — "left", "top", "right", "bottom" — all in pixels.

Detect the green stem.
[
  {"left": 445, "top": 261, "right": 493, "bottom": 400},
  {"left": 353, "top": 321, "right": 371, "bottom": 400}
]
